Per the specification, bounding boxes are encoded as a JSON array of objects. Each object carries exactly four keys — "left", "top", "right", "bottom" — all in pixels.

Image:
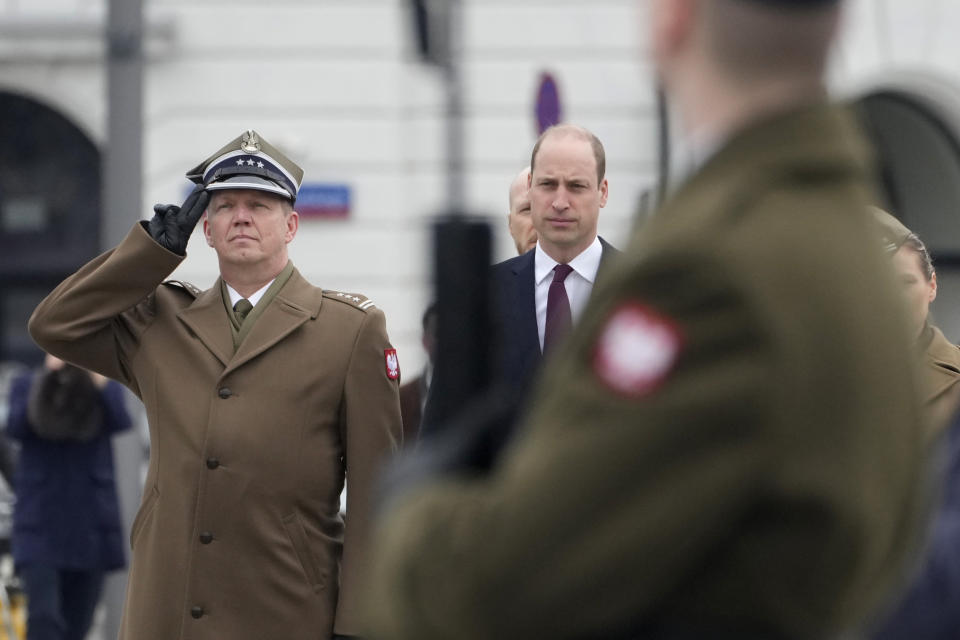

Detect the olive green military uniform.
[
  {"left": 920, "top": 324, "right": 960, "bottom": 441},
  {"left": 364, "top": 104, "right": 927, "bottom": 639},
  {"left": 870, "top": 206, "right": 960, "bottom": 442},
  {"left": 29, "top": 223, "right": 402, "bottom": 640}
]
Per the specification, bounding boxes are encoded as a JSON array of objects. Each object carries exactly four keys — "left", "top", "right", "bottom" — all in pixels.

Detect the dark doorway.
[
  {"left": 0, "top": 92, "right": 101, "bottom": 366},
  {"left": 857, "top": 89, "right": 960, "bottom": 341}
]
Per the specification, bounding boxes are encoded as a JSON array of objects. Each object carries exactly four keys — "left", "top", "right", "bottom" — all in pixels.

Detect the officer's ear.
[
  {"left": 203, "top": 213, "right": 214, "bottom": 247},
  {"left": 929, "top": 270, "right": 938, "bottom": 303},
  {"left": 285, "top": 210, "right": 300, "bottom": 243}
]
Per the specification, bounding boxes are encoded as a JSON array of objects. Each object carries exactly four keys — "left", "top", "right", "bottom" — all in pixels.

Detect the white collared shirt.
[
  {"left": 225, "top": 280, "right": 275, "bottom": 310},
  {"left": 534, "top": 236, "right": 603, "bottom": 351}
]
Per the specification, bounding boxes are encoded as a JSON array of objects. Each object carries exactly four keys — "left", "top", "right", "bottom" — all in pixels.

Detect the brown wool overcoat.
[{"left": 29, "top": 223, "right": 402, "bottom": 640}]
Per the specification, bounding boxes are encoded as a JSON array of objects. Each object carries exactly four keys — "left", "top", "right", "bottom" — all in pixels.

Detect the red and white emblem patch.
[
  {"left": 384, "top": 349, "right": 400, "bottom": 380},
  {"left": 592, "top": 303, "right": 682, "bottom": 397}
]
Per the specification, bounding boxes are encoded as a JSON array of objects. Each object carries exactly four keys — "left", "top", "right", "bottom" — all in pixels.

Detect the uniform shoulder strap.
[
  {"left": 161, "top": 280, "right": 202, "bottom": 299},
  {"left": 322, "top": 290, "right": 377, "bottom": 312}
]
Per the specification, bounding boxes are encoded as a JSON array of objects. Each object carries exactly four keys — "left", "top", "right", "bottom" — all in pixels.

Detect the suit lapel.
[
  {"left": 508, "top": 251, "right": 542, "bottom": 369},
  {"left": 596, "top": 237, "right": 621, "bottom": 282},
  {"left": 177, "top": 281, "right": 234, "bottom": 367}
]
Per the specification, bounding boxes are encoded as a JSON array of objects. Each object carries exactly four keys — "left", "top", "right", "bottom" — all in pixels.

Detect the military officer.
[
  {"left": 364, "top": 1, "right": 928, "bottom": 638},
  {"left": 29, "top": 130, "right": 402, "bottom": 640}
]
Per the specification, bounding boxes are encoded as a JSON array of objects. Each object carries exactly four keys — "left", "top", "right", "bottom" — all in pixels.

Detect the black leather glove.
[{"left": 147, "top": 184, "right": 210, "bottom": 255}]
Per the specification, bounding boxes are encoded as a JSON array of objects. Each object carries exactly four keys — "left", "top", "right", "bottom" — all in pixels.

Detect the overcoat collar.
[
  {"left": 923, "top": 324, "right": 960, "bottom": 402},
  {"left": 177, "top": 266, "right": 324, "bottom": 374},
  {"left": 653, "top": 102, "right": 874, "bottom": 236}
]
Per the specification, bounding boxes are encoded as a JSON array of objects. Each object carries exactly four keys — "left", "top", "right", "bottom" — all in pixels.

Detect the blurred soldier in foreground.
[
  {"left": 29, "top": 130, "right": 401, "bottom": 640},
  {"left": 506, "top": 166, "right": 536, "bottom": 255},
  {"left": 364, "top": 1, "right": 927, "bottom": 638}
]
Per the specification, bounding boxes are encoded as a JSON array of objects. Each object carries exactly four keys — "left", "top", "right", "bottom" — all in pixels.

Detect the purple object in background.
[{"left": 535, "top": 72, "right": 563, "bottom": 135}]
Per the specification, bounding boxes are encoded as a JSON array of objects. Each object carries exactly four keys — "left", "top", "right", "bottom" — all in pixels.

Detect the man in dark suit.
[
  {"left": 418, "top": 125, "right": 618, "bottom": 457},
  {"left": 492, "top": 124, "right": 618, "bottom": 395}
]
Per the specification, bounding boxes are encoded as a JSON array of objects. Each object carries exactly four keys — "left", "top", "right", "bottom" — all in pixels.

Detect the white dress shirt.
[
  {"left": 226, "top": 279, "right": 274, "bottom": 309},
  {"left": 534, "top": 236, "right": 603, "bottom": 351}
]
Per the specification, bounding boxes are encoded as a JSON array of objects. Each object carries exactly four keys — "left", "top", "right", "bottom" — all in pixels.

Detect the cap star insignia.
[
  {"left": 257, "top": 161, "right": 264, "bottom": 168},
  {"left": 235, "top": 159, "right": 245, "bottom": 166},
  {"left": 246, "top": 159, "right": 255, "bottom": 166}
]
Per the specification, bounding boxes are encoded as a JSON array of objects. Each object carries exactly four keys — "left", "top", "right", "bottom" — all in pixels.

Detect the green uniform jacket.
[
  {"left": 365, "top": 105, "right": 928, "bottom": 639},
  {"left": 921, "top": 324, "right": 960, "bottom": 442},
  {"left": 29, "top": 224, "right": 402, "bottom": 640}
]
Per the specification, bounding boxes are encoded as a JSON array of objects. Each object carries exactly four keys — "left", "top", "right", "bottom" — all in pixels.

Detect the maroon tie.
[{"left": 544, "top": 264, "right": 574, "bottom": 354}]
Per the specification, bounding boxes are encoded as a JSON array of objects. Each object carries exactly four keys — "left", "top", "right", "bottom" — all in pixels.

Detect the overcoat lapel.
[
  {"left": 177, "top": 283, "right": 234, "bottom": 367},
  {"left": 500, "top": 251, "right": 541, "bottom": 389},
  {"left": 224, "top": 270, "right": 324, "bottom": 376},
  {"left": 177, "top": 270, "right": 324, "bottom": 375}
]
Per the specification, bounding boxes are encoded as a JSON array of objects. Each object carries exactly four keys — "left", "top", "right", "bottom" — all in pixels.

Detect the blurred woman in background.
[
  {"left": 872, "top": 207, "right": 960, "bottom": 440},
  {"left": 5, "top": 353, "right": 130, "bottom": 640},
  {"left": 870, "top": 207, "right": 960, "bottom": 640}
]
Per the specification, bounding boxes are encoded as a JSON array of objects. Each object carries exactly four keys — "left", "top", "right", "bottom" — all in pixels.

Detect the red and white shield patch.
[
  {"left": 384, "top": 349, "right": 400, "bottom": 380},
  {"left": 592, "top": 303, "right": 682, "bottom": 397}
]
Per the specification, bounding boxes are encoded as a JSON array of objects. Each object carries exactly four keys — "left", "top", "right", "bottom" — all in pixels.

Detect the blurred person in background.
[
  {"left": 363, "top": 0, "right": 928, "bottom": 638},
  {"left": 6, "top": 353, "right": 130, "bottom": 640},
  {"left": 506, "top": 166, "right": 537, "bottom": 255},
  {"left": 871, "top": 206, "right": 960, "bottom": 439},
  {"left": 398, "top": 304, "right": 437, "bottom": 446},
  {"left": 28, "top": 130, "right": 401, "bottom": 640},
  {"left": 868, "top": 207, "right": 960, "bottom": 640}
]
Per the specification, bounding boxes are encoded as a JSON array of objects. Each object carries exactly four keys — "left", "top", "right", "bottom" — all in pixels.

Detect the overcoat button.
[
  {"left": 200, "top": 532, "right": 213, "bottom": 544},
  {"left": 206, "top": 458, "right": 220, "bottom": 470},
  {"left": 191, "top": 606, "right": 204, "bottom": 619},
  {"left": 218, "top": 387, "right": 232, "bottom": 399}
]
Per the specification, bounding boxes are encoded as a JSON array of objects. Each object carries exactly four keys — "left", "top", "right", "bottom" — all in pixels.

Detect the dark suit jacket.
[
  {"left": 416, "top": 238, "right": 620, "bottom": 466},
  {"left": 491, "top": 237, "right": 620, "bottom": 396},
  {"left": 398, "top": 374, "right": 427, "bottom": 446}
]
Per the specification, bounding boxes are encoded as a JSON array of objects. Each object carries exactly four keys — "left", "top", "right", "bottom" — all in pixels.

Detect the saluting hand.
[{"left": 147, "top": 184, "right": 210, "bottom": 255}]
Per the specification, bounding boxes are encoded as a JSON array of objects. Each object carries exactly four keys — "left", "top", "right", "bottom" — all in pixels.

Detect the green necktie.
[{"left": 234, "top": 298, "right": 253, "bottom": 325}]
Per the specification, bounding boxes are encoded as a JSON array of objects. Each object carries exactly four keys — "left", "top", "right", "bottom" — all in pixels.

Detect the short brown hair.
[
  {"left": 701, "top": 0, "right": 840, "bottom": 84},
  {"left": 530, "top": 124, "right": 606, "bottom": 184},
  {"left": 902, "top": 234, "right": 936, "bottom": 282}
]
